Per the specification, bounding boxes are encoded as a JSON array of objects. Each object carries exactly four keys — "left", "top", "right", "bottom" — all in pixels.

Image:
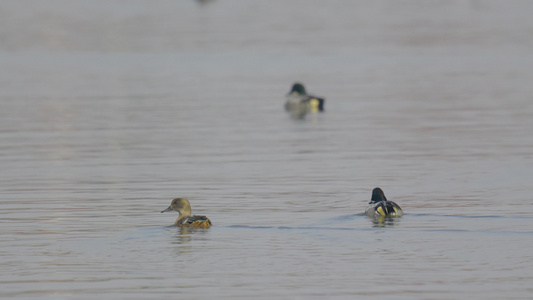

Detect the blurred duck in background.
[{"left": 284, "top": 83, "right": 325, "bottom": 119}]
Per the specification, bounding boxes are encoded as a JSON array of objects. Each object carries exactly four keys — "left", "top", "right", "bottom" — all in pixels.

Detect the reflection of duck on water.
[
  {"left": 285, "top": 83, "right": 325, "bottom": 119},
  {"left": 196, "top": 0, "right": 215, "bottom": 5},
  {"left": 365, "top": 188, "right": 403, "bottom": 218},
  {"left": 161, "top": 198, "right": 212, "bottom": 228},
  {"left": 371, "top": 216, "right": 402, "bottom": 228}
]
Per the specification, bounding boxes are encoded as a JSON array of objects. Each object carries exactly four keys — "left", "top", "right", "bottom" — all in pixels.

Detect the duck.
[
  {"left": 364, "top": 188, "right": 403, "bottom": 218},
  {"left": 161, "top": 198, "right": 212, "bottom": 228},
  {"left": 284, "top": 83, "right": 325, "bottom": 118}
]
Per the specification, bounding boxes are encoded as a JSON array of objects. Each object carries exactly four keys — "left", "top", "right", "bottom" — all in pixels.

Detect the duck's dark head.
[
  {"left": 370, "top": 187, "right": 387, "bottom": 203},
  {"left": 289, "top": 83, "right": 306, "bottom": 95}
]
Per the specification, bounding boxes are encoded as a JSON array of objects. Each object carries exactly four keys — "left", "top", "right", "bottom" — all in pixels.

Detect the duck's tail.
[{"left": 309, "top": 97, "right": 325, "bottom": 112}]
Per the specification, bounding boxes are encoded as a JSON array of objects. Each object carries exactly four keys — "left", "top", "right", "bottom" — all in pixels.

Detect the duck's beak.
[{"left": 161, "top": 206, "right": 173, "bottom": 213}]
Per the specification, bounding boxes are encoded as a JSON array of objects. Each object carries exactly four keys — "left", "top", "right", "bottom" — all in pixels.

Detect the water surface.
[{"left": 1, "top": 1, "right": 533, "bottom": 299}]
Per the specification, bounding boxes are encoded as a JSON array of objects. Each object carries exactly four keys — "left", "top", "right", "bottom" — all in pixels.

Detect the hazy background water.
[{"left": 1, "top": 0, "right": 533, "bottom": 299}]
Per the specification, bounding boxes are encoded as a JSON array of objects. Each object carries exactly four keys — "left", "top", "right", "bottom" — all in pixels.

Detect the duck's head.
[
  {"left": 370, "top": 187, "right": 387, "bottom": 203},
  {"left": 289, "top": 83, "right": 306, "bottom": 95},
  {"left": 161, "top": 198, "right": 192, "bottom": 215}
]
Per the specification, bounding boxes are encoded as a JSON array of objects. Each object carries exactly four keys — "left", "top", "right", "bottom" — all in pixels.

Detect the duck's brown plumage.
[{"left": 161, "top": 198, "right": 212, "bottom": 228}]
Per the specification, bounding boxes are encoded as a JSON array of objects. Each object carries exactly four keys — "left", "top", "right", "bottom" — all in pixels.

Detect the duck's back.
[
  {"left": 365, "top": 201, "right": 403, "bottom": 217},
  {"left": 176, "top": 215, "right": 212, "bottom": 228},
  {"left": 285, "top": 95, "right": 324, "bottom": 112}
]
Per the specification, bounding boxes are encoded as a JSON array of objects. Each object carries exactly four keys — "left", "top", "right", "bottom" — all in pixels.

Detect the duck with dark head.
[
  {"left": 284, "top": 82, "right": 325, "bottom": 118},
  {"left": 365, "top": 188, "right": 403, "bottom": 218}
]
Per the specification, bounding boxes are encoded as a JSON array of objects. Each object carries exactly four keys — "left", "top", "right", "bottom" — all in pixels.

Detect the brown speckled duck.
[{"left": 161, "top": 198, "right": 212, "bottom": 228}]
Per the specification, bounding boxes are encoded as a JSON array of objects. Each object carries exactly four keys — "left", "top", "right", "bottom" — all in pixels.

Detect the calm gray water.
[{"left": 1, "top": 0, "right": 533, "bottom": 299}]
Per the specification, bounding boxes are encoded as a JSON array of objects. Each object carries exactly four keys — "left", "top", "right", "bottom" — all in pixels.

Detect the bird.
[
  {"left": 284, "top": 83, "right": 325, "bottom": 118},
  {"left": 365, "top": 188, "right": 403, "bottom": 218},
  {"left": 161, "top": 198, "right": 212, "bottom": 228}
]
